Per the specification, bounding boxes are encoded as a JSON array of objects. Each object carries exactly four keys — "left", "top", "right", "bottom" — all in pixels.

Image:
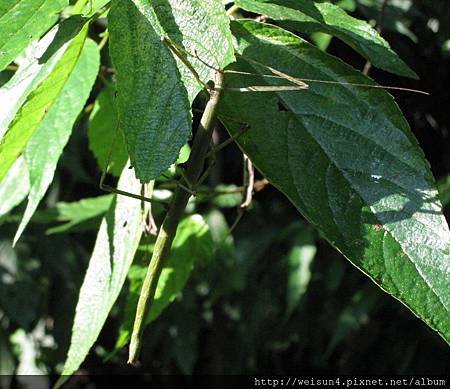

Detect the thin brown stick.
[{"left": 241, "top": 154, "right": 255, "bottom": 209}]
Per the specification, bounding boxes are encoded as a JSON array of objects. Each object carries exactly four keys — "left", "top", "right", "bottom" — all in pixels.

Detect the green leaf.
[
  {"left": 60, "top": 166, "right": 143, "bottom": 378},
  {"left": 286, "top": 228, "right": 316, "bottom": 316},
  {"left": 74, "top": 0, "right": 110, "bottom": 16},
  {"left": 108, "top": 0, "right": 191, "bottom": 182},
  {"left": 38, "top": 15, "right": 91, "bottom": 63},
  {"left": 115, "top": 214, "right": 213, "bottom": 350},
  {"left": 13, "top": 39, "right": 100, "bottom": 244},
  {"left": 325, "top": 285, "right": 380, "bottom": 357},
  {"left": 108, "top": 0, "right": 234, "bottom": 182},
  {"left": 437, "top": 174, "right": 450, "bottom": 208},
  {"left": 46, "top": 195, "right": 114, "bottom": 235},
  {"left": 0, "top": 328, "right": 15, "bottom": 385},
  {"left": 0, "top": 24, "right": 73, "bottom": 139},
  {"left": 0, "top": 0, "right": 69, "bottom": 71},
  {"left": 357, "top": 0, "right": 418, "bottom": 43},
  {"left": 0, "top": 25, "right": 89, "bottom": 183},
  {"left": 0, "top": 158, "right": 30, "bottom": 219},
  {"left": 235, "top": 0, "right": 417, "bottom": 78},
  {"left": 88, "top": 84, "right": 128, "bottom": 177},
  {"left": 220, "top": 20, "right": 450, "bottom": 343}
]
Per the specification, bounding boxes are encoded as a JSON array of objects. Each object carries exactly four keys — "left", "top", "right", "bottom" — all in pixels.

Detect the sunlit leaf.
[
  {"left": 0, "top": 0, "right": 68, "bottom": 71},
  {"left": 235, "top": 0, "right": 417, "bottom": 78},
  {"left": 13, "top": 39, "right": 100, "bottom": 244},
  {"left": 0, "top": 26, "right": 90, "bottom": 183},
  {"left": 220, "top": 20, "right": 450, "bottom": 343},
  {"left": 0, "top": 158, "right": 30, "bottom": 219},
  {"left": 59, "top": 166, "right": 143, "bottom": 379}
]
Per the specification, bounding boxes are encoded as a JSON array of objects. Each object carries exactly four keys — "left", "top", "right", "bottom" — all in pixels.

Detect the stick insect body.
[{"left": 100, "top": 36, "right": 429, "bottom": 206}]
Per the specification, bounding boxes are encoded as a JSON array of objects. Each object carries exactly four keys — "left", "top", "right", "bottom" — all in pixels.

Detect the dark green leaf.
[
  {"left": 324, "top": 285, "right": 380, "bottom": 357},
  {"left": 437, "top": 174, "right": 450, "bottom": 208},
  {"left": 235, "top": 0, "right": 417, "bottom": 78},
  {"left": 88, "top": 84, "right": 128, "bottom": 177},
  {"left": 108, "top": 0, "right": 191, "bottom": 182},
  {"left": 108, "top": 0, "right": 234, "bottom": 182},
  {"left": 220, "top": 20, "right": 450, "bottom": 343},
  {"left": 0, "top": 0, "right": 69, "bottom": 71},
  {"left": 14, "top": 39, "right": 100, "bottom": 244}
]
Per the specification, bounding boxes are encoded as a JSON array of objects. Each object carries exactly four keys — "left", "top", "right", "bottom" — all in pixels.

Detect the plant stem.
[{"left": 128, "top": 71, "right": 225, "bottom": 364}]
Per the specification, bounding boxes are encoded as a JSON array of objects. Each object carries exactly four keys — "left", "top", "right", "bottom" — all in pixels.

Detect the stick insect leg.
[
  {"left": 141, "top": 182, "right": 158, "bottom": 236},
  {"left": 161, "top": 37, "right": 213, "bottom": 92},
  {"left": 195, "top": 156, "right": 217, "bottom": 188},
  {"left": 241, "top": 154, "right": 255, "bottom": 209},
  {"left": 205, "top": 124, "right": 250, "bottom": 159}
]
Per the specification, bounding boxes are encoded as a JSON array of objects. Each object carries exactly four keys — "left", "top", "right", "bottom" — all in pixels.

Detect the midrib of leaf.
[{"left": 0, "top": 25, "right": 88, "bottom": 183}]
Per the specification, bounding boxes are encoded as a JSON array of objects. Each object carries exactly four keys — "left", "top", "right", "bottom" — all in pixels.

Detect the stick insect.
[
  {"left": 99, "top": 36, "right": 429, "bottom": 213},
  {"left": 116, "top": 35, "right": 431, "bottom": 365}
]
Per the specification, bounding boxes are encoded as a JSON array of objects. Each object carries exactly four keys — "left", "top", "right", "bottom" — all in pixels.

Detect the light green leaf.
[
  {"left": 46, "top": 195, "right": 114, "bottom": 235},
  {"left": 74, "top": 0, "right": 110, "bottom": 15},
  {"left": 0, "top": 0, "right": 69, "bottom": 71},
  {"left": 0, "top": 26, "right": 89, "bottom": 183},
  {"left": 88, "top": 84, "right": 128, "bottom": 177},
  {"left": 286, "top": 228, "right": 316, "bottom": 316},
  {"left": 108, "top": 0, "right": 234, "bottom": 182},
  {"left": 0, "top": 157, "right": 30, "bottom": 219},
  {"left": 13, "top": 39, "right": 100, "bottom": 244},
  {"left": 220, "top": 21, "right": 450, "bottom": 343},
  {"left": 235, "top": 0, "right": 417, "bottom": 78},
  {"left": 60, "top": 166, "right": 143, "bottom": 378},
  {"left": 0, "top": 25, "right": 72, "bottom": 140},
  {"left": 115, "top": 214, "right": 213, "bottom": 350}
]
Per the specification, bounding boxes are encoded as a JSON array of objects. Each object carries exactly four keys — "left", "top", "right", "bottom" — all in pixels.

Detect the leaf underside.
[{"left": 220, "top": 20, "right": 450, "bottom": 343}]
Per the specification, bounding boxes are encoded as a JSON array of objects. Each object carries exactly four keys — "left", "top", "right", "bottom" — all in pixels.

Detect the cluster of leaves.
[{"left": 0, "top": 0, "right": 448, "bottom": 383}]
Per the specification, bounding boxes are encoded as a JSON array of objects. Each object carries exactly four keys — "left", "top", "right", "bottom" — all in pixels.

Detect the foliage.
[{"left": 0, "top": 0, "right": 448, "bottom": 383}]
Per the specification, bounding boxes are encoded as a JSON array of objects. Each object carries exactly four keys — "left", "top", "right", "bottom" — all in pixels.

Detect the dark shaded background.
[{"left": 0, "top": 0, "right": 448, "bottom": 387}]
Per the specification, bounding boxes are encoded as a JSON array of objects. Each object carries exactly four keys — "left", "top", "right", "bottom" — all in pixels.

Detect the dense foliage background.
[{"left": 0, "top": 0, "right": 449, "bottom": 386}]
